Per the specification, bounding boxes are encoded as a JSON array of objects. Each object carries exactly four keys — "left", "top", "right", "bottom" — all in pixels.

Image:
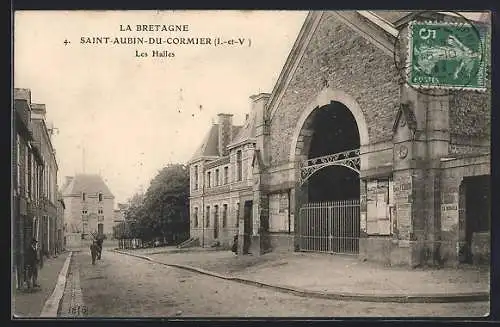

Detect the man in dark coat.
[
  {"left": 96, "top": 236, "right": 104, "bottom": 260},
  {"left": 90, "top": 241, "right": 99, "bottom": 265},
  {"left": 25, "top": 238, "right": 40, "bottom": 289}
]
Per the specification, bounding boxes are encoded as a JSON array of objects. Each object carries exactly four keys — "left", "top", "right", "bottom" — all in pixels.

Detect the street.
[{"left": 60, "top": 250, "right": 489, "bottom": 318}]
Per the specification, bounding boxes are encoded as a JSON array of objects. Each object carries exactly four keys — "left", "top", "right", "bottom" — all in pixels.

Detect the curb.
[
  {"left": 40, "top": 251, "right": 73, "bottom": 317},
  {"left": 112, "top": 250, "right": 489, "bottom": 304}
]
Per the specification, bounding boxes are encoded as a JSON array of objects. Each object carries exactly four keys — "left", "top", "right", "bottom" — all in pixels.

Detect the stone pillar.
[
  {"left": 250, "top": 93, "right": 271, "bottom": 255},
  {"left": 393, "top": 86, "right": 450, "bottom": 267},
  {"left": 251, "top": 93, "right": 271, "bottom": 164}
]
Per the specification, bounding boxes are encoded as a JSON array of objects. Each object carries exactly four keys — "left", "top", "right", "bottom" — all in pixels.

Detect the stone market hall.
[{"left": 188, "top": 11, "right": 490, "bottom": 267}]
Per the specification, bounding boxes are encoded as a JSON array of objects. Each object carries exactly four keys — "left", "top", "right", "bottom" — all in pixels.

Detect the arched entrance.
[{"left": 291, "top": 89, "right": 368, "bottom": 255}]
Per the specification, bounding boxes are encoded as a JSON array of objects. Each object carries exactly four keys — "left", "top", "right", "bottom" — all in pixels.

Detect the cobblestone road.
[{"left": 67, "top": 250, "right": 489, "bottom": 318}]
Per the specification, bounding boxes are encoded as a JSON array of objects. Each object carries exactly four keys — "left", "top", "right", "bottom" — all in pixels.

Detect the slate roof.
[
  {"left": 228, "top": 112, "right": 256, "bottom": 148},
  {"left": 62, "top": 174, "right": 114, "bottom": 198},
  {"left": 190, "top": 123, "right": 243, "bottom": 162}
]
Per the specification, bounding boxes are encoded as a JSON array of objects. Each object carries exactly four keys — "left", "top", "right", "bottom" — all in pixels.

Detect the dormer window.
[
  {"left": 98, "top": 192, "right": 103, "bottom": 202},
  {"left": 82, "top": 192, "right": 86, "bottom": 201}
]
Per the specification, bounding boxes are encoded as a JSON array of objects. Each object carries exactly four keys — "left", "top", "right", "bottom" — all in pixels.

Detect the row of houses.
[{"left": 13, "top": 88, "right": 65, "bottom": 290}]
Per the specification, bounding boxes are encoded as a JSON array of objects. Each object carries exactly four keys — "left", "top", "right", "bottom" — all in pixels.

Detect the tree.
[
  {"left": 139, "top": 164, "right": 190, "bottom": 243},
  {"left": 120, "top": 192, "right": 145, "bottom": 239}
]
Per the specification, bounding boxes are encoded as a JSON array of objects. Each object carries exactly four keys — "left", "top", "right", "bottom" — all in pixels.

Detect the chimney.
[
  {"left": 14, "top": 88, "right": 31, "bottom": 102},
  {"left": 31, "top": 103, "right": 47, "bottom": 120},
  {"left": 217, "top": 113, "right": 233, "bottom": 156},
  {"left": 250, "top": 93, "right": 271, "bottom": 163}
]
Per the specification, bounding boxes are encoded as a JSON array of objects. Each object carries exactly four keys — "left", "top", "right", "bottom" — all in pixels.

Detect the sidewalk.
[
  {"left": 115, "top": 248, "right": 490, "bottom": 302},
  {"left": 13, "top": 252, "right": 70, "bottom": 317}
]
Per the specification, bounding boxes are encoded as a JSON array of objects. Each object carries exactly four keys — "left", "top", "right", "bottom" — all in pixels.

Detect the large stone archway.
[
  {"left": 289, "top": 88, "right": 369, "bottom": 167},
  {"left": 289, "top": 88, "right": 369, "bottom": 254}
]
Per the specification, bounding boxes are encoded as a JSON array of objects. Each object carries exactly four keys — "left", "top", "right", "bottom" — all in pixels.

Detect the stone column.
[{"left": 393, "top": 86, "right": 450, "bottom": 267}]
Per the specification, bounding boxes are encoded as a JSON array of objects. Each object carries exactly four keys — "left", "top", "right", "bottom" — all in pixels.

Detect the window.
[
  {"left": 48, "top": 167, "right": 51, "bottom": 202},
  {"left": 25, "top": 145, "right": 29, "bottom": 196},
  {"left": 194, "top": 165, "right": 199, "bottom": 190},
  {"left": 194, "top": 207, "right": 199, "bottom": 227},
  {"left": 82, "top": 192, "right": 86, "bottom": 201},
  {"left": 236, "top": 150, "right": 242, "bottom": 181},
  {"left": 98, "top": 192, "right": 103, "bottom": 202},
  {"left": 31, "top": 157, "right": 35, "bottom": 200},
  {"left": 27, "top": 151, "right": 32, "bottom": 199},
  {"left": 224, "top": 166, "right": 229, "bottom": 184},
  {"left": 206, "top": 206, "right": 210, "bottom": 227},
  {"left": 222, "top": 204, "right": 228, "bottom": 228},
  {"left": 207, "top": 172, "right": 211, "bottom": 188},
  {"left": 44, "top": 163, "right": 48, "bottom": 198},
  {"left": 38, "top": 166, "right": 42, "bottom": 201},
  {"left": 215, "top": 169, "right": 219, "bottom": 186},
  {"left": 98, "top": 208, "right": 103, "bottom": 214},
  {"left": 82, "top": 209, "right": 88, "bottom": 215},
  {"left": 214, "top": 205, "right": 219, "bottom": 227}
]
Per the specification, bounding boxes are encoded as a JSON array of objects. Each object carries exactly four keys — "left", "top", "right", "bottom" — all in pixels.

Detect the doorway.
[
  {"left": 98, "top": 223, "right": 104, "bottom": 236},
  {"left": 213, "top": 205, "right": 219, "bottom": 239},
  {"left": 462, "top": 175, "right": 490, "bottom": 264},
  {"left": 243, "top": 201, "right": 253, "bottom": 254},
  {"left": 296, "top": 101, "right": 361, "bottom": 253}
]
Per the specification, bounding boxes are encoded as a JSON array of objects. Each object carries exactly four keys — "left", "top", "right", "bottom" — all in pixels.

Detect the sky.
[{"left": 14, "top": 10, "right": 308, "bottom": 205}]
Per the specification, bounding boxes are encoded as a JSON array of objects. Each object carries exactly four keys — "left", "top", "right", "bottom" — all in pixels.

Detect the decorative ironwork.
[{"left": 299, "top": 148, "right": 360, "bottom": 185}]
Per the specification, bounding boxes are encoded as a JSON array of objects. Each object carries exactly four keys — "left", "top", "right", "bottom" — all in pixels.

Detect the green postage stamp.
[{"left": 407, "top": 21, "right": 489, "bottom": 91}]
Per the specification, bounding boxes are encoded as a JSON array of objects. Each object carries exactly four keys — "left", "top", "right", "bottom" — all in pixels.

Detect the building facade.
[
  {"left": 31, "top": 103, "right": 60, "bottom": 258},
  {"left": 56, "top": 192, "right": 65, "bottom": 253},
  {"left": 62, "top": 174, "right": 115, "bottom": 247},
  {"left": 189, "top": 11, "right": 491, "bottom": 267},
  {"left": 13, "top": 88, "right": 61, "bottom": 289}
]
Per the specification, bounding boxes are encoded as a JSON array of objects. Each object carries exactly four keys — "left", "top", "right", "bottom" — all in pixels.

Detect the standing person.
[
  {"left": 25, "top": 239, "right": 40, "bottom": 289},
  {"left": 96, "top": 237, "right": 103, "bottom": 260},
  {"left": 90, "top": 241, "right": 99, "bottom": 265},
  {"left": 231, "top": 234, "right": 238, "bottom": 254}
]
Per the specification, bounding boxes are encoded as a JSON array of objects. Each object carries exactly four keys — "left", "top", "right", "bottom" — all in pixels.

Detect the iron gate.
[{"left": 298, "top": 199, "right": 360, "bottom": 254}]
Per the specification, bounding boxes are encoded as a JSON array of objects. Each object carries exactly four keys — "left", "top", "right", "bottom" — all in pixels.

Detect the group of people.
[
  {"left": 90, "top": 237, "right": 103, "bottom": 265},
  {"left": 22, "top": 235, "right": 104, "bottom": 290}
]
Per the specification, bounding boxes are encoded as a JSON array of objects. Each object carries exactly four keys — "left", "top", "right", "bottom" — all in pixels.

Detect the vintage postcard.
[{"left": 12, "top": 10, "right": 491, "bottom": 318}]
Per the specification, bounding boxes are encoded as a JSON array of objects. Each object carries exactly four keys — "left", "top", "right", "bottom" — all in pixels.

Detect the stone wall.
[{"left": 449, "top": 91, "right": 490, "bottom": 138}]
